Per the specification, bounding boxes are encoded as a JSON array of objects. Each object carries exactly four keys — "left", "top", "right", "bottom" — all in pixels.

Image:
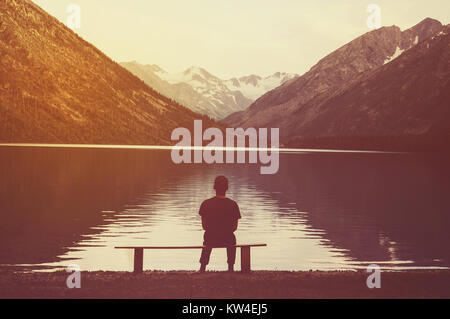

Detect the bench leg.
[
  {"left": 240, "top": 246, "right": 251, "bottom": 273},
  {"left": 134, "top": 248, "right": 144, "bottom": 273}
]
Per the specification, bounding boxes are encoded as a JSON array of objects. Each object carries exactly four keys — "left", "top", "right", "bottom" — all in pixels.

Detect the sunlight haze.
[{"left": 32, "top": 0, "right": 450, "bottom": 78}]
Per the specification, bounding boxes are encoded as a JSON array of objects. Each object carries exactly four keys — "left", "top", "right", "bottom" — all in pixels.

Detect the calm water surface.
[{"left": 0, "top": 146, "right": 449, "bottom": 272}]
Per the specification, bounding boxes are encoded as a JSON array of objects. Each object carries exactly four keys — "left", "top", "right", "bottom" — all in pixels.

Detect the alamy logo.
[
  {"left": 66, "top": 264, "right": 81, "bottom": 288},
  {"left": 366, "top": 4, "right": 381, "bottom": 30},
  {"left": 171, "top": 120, "right": 279, "bottom": 174},
  {"left": 66, "top": 4, "right": 81, "bottom": 30},
  {"left": 366, "top": 264, "right": 381, "bottom": 288}
]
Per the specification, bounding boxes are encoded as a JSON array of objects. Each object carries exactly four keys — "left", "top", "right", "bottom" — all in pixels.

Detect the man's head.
[{"left": 214, "top": 175, "right": 228, "bottom": 196}]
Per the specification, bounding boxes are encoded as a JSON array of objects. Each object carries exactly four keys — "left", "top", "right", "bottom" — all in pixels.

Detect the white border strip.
[{"left": 0, "top": 143, "right": 403, "bottom": 154}]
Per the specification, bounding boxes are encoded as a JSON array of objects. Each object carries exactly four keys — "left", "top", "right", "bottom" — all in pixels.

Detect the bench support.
[
  {"left": 116, "top": 244, "right": 266, "bottom": 273},
  {"left": 134, "top": 248, "right": 144, "bottom": 273},
  {"left": 240, "top": 246, "right": 251, "bottom": 273}
]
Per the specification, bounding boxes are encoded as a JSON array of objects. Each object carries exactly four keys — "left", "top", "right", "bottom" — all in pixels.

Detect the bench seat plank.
[{"left": 115, "top": 244, "right": 266, "bottom": 249}]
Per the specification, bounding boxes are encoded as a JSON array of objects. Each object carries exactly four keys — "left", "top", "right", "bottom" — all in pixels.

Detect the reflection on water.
[{"left": 0, "top": 146, "right": 449, "bottom": 272}]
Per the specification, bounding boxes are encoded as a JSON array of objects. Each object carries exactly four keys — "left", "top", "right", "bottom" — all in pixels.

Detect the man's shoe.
[
  {"left": 228, "top": 264, "right": 234, "bottom": 272},
  {"left": 199, "top": 264, "right": 206, "bottom": 273}
]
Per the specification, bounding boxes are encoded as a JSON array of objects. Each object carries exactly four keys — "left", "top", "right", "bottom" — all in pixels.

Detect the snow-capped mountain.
[
  {"left": 120, "top": 62, "right": 297, "bottom": 120},
  {"left": 225, "top": 73, "right": 298, "bottom": 101}
]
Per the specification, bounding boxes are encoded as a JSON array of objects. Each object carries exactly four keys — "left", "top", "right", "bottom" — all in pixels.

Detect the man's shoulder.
[
  {"left": 200, "top": 197, "right": 217, "bottom": 210},
  {"left": 225, "top": 197, "right": 238, "bottom": 206},
  {"left": 203, "top": 196, "right": 236, "bottom": 202},
  {"left": 202, "top": 197, "right": 217, "bottom": 205},
  {"left": 225, "top": 198, "right": 241, "bottom": 218},
  {"left": 201, "top": 197, "right": 238, "bottom": 207}
]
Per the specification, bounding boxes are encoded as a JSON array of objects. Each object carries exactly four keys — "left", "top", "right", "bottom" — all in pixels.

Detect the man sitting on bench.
[{"left": 199, "top": 175, "right": 242, "bottom": 272}]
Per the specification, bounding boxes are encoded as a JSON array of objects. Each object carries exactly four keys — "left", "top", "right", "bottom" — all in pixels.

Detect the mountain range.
[
  {"left": 224, "top": 18, "right": 449, "bottom": 150},
  {"left": 1, "top": 0, "right": 448, "bottom": 151},
  {"left": 120, "top": 61, "right": 297, "bottom": 120},
  {"left": 0, "top": 0, "right": 216, "bottom": 145}
]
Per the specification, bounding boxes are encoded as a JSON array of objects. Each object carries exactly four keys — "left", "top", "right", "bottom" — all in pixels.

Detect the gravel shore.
[{"left": 1, "top": 270, "right": 450, "bottom": 299}]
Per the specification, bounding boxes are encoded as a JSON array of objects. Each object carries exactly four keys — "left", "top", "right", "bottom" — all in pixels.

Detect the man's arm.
[
  {"left": 231, "top": 219, "right": 238, "bottom": 232},
  {"left": 231, "top": 201, "right": 241, "bottom": 232},
  {"left": 199, "top": 201, "right": 208, "bottom": 230},
  {"left": 201, "top": 216, "right": 208, "bottom": 231}
]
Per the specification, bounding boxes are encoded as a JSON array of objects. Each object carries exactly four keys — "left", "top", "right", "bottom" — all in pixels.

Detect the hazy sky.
[{"left": 33, "top": 0, "right": 449, "bottom": 78}]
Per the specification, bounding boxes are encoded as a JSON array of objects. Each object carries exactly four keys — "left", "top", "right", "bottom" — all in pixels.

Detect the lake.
[{"left": 1, "top": 145, "right": 449, "bottom": 272}]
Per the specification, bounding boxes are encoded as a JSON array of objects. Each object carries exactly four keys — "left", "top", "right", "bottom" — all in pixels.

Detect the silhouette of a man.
[{"left": 199, "top": 175, "right": 241, "bottom": 272}]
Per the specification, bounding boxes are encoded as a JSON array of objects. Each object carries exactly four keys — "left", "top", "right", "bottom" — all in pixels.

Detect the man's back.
[{"left": 199, "top": 197, "right": 241, "bottom": 246}]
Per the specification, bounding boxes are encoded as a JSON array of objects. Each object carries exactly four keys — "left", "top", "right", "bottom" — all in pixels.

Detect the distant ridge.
[{"left": 223, "top": 18, "right": 449, "bottom": 150}]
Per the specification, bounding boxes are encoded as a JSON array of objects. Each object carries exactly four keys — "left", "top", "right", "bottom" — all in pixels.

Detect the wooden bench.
[{"left": 115, "top": 244, "right": 267, "bottom": 273}]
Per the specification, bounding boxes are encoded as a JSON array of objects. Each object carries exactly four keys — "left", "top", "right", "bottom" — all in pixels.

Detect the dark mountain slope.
[
  {"left": 286, "top": 25, "right": 450, "bottom": 150},
  {"left": 223, "top": 19, "right": 444, "bottom": 146},
  {"left": 0, "top": 0, "right": 215, "bottom": 144}
]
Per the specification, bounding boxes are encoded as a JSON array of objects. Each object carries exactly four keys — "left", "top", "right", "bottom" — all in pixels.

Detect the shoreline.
[{"left": 1, "top": 270, "right": 450, "bottom": 299}]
